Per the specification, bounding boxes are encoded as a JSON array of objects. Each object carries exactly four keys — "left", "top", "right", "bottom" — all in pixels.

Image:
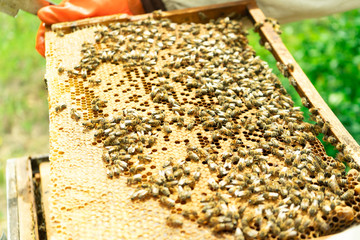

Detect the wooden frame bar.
[
  {"left": 6, "top": 156, "right": 49, "bottom": 240},
  {"left": 7, "top": 159, "right": 20, "bottom": 240}
]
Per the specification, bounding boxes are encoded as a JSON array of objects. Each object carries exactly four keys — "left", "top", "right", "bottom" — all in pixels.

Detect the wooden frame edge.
[
  {"left": 6, "top": 156, "right": 49, "bottom": 240},
  {"left": 7, "top": 159, "right": 20, "bottom": 240}
]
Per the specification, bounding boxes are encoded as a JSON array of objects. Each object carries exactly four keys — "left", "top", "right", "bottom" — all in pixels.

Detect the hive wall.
[{"left": 45, "top": 17, "right": 360, "bottom": 240}]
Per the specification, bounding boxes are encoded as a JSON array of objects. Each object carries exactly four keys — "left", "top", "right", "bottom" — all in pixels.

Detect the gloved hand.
[{"left": 36, "top": 0, "right": 144, "bottom": 57}]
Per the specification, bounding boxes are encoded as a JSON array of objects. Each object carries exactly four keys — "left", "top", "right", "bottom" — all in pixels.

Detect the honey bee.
[
  {"left": 106, "top": 167, "right": 114, "bottom": 178},
  {"left": 286, "top": 61, "right": 294, "bottom": 72},
  {"left": 264, "top": 192, "right": 279, "bottom": 200},
  {"left": 130, "top": 188, "right": 150, "bottom": 200},
  {"left": 288, "top": 76, "right": 297, "bottom": 87},
  {"left": 280, "top": 218, "right": 295, "bottom": 231},
  {"left": 278, "top": 228, "right": 297, "bottom": 240},
  {"left": 138, "top": 154, "right": 152, "bottom": 162},
  {"left": 289, "top": 194, "right": 301, "bottom": 205},
  {"left": 70, "top": 108, "right": 81, "bottom": 121},
  {"left": 182, "top": 163, "right": 191, "bottom": 175},
  {"left": 327, "top": 136, "right": 337, "bottom": 145},
  {"left": 297, "top": 216, "right": 311, "bottom": 233},
  {"left": 322, "top": 121, "right": 330, "bottom": 135},
  {"left": 193, "top": 167, "right": 201, "bottom": 181},
  {"left": 188, "top": 151, "right": 200, "bottom": 162},
  {"left": 308, "top": 200, "right": 319, "bottom": 216},
  {"left": 181, "top": 207, "right": 198, "bottom": 219},
  {"left": 249, "top": 195, "right": 265, "bottom": 205},
  {"left": 220, "top": 126, "right": 234, "bottom": 136},
  {"left": 308, "top": 107, "right": 319, "bottom": 116},
  {"left": 264, "top": 130, "right": 278, "bottom": 138},
  {"left": 88, "top": 78, "right": 102, "bottom": 85},
  {"left": 160, "top": 196, "right": 175, "bottom": 208},
  {"left": 320, "top": 201, "right": 332, "bottom": 215},
  {"left": 341, "top": 189, "right": 354, "bottom": 201},
  {"left": 211, "top": 130, "right": 221, "bottom": 141},
  {"left": 58, "top": 64, "right": 64, "bottom": 73},
  {"left": 55, "top": 103, "right": 67, "bottom": 112},
  {"left": 149, "top": 184, "right": 159, "bottom": 197},
  {"left": 157, "top": 184, "right": 170, "bottom": 196},
  {"left": 186, "top": 121, "right": 195, "bottom": 130},
  {"left": 254, "top": 22, "right": 264, "bottom": 32},
  {"left": 300, "top": 198, "right": 310, "bottom": 211},
  {"left": 327, "top": 175, "right": 342, "bottom": 195},
  {"left": 82, "top": 121, "right": 96, "bottom": 129},
  {"left": 305, "top": 163, "right": 316, "bottom": 173},
  {"left": 272, "top": 149, "right": 284, "bottom": 158},
  {"left": 212, "top": 223, "right": 234, "bottom": 232},
  {"left": 163, "top": 124, "right": 172, "bottom": 134},
  {"left": 178, "top": 185, "right": 191, "bottom": 202},
  {"left": 234, "top": 227, "right": 245, "bottom": 240},
  {"left": 166, "top": 214, "right": 183, "bottom": 228},
  {"left": 130, "top": 163, "right": 145, "bottom": 174},
  {"left": 336, "top": 142, "right": 346, "bottom": 151},
  {"left": 114, "top": 164, "right": 124, "bottom": 176},
  {"left": 127, "top": 173, "right": 142, "bottom": 185},
  {"left": 208, "top": 178, "right": 219, "bottom": 191},
  {"left": 314, "top": 216, "right": 330, "bottom": 232},
  {"left": 148, "top": 136, "right": 156, "bottom": 146},
  {"left": 207, "top": 160, "right": 218, "bottom": 171},
  {"left": 171, "top": 167, "right": 183, "bottom": 178},
  {"left": 243, "top": 226, "right": 258, "bottom": 239}
]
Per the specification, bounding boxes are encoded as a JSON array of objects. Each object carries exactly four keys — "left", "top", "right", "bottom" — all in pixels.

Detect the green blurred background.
[{"left": 0, "top": 8, "right": 359, "bottom": 234}]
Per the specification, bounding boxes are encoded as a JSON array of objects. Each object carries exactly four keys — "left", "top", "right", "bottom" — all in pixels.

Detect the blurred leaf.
[{"left": 329, "top": 92, "right": 345, "bottom": 106}]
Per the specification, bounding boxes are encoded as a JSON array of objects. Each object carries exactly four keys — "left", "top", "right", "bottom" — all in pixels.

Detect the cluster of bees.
[{"left": 57, "top": 15, "right": 360, "bottom": 239}]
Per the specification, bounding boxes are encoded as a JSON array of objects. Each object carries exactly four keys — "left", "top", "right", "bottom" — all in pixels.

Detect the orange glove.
[{"left": 36, "top": 0, "right": 144, "bottom": 57}]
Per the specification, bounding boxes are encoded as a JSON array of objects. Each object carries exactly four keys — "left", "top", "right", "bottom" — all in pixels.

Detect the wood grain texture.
[
  {"left": 6, "top": 159, "right": 20, "bottom": 240},
  {"left": 16, "top": 157, "right": 39, "bottom": 240},
  {"left": 6, "top": 157, "right": 39, "bottom": 240},
  {"left": 247, "top": 3, "right": 360, "bottom": 164},
  {"left": 39, "top": 162, "right": 51, "bottom": 240}
]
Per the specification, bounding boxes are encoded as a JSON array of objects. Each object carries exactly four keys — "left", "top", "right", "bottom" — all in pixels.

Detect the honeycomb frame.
[{"left": 44, "top": 2, "right": 360, "bottom": 240}]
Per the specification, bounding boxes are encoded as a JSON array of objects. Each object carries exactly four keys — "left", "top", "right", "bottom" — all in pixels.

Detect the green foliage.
[{"left": 0, "top": 12, "right": 47, "bottom": 143}]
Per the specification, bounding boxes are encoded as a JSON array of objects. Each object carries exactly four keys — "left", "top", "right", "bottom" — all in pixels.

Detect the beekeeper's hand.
[{"left": 36, "top": 0, "right": 145, "bottom": 57}]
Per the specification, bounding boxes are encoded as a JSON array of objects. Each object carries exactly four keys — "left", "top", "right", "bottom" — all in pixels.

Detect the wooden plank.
[
  {"left": 39, "top": 162, "right": 51, "bottom": 240},
  {"left": 6, "top": 159, "right": 20, "bottom": 240},
  {"left": 247, "top": 3, "right": 360, "bottom": 164},
  {"left": 16, "top": 157, "right": 39, "bottom": 240},
  {"left": 51, "top": 0, "right": 254, "bottom": 32}
]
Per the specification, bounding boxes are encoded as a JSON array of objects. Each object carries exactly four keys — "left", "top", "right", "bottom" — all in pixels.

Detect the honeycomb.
[{"left": 45, "top": 16, "right": 360, "bottom": 240}]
